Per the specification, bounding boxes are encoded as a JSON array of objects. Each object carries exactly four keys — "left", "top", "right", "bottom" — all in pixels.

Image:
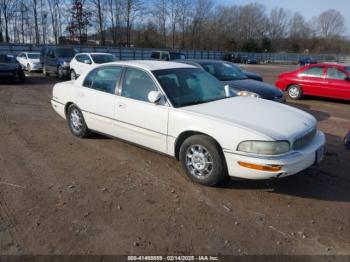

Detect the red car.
[{"left": 276, "top": 63, "right": 350, "bottom": 100}]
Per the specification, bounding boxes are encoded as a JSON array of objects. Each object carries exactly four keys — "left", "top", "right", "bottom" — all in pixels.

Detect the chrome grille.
[{"left": 293, "top": 127, "right": 317, "bottom": 150}]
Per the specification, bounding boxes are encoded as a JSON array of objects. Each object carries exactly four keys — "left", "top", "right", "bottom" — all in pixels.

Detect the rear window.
[
  {"left": 300, "top": 66, "right": 324, "bottom": 78},
  {"left": 56, "top": 48, "right": 76, "bottom": 58}
]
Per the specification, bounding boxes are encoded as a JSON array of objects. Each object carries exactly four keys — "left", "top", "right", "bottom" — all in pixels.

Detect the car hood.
[
  {"left": 29, "top": 58, "right": 40, "bottom": 63},
  {"left": 244, "top": 71, "right": 263, "bottom": 81},
  {"left": 223, "top": 79, "right": 282, "bottom": 99},
  {"left": 181, "top": 96, "right": 316, "bottom": 141}
]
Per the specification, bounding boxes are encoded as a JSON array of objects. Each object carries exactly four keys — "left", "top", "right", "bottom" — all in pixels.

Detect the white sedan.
[
  {"left": 16, "top": 52, "right": 42, "bottom": 72},
  {"left": 69, "top": 52, "right": 115, "bottom": 80},
  {"left": 51, "top": 61, "right": 326, "bottom": 186}
]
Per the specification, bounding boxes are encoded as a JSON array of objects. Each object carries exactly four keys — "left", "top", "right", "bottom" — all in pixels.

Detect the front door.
[
  {"left": 114, "top": 67, "right": 169, "bottom": 154},
  {"left": 324, "top": 66, "right": 350, "bottom": 99}
]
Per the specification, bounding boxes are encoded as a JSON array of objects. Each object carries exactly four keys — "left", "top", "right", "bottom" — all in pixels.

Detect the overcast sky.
[{"left": 219, "top": 0, "right": 350, "bottom": 37}]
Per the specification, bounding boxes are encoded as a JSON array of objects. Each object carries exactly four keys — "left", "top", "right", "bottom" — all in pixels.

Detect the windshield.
[
  {"left": 153, "top": 68, "right": 235, "bottom": 108},
  {"left": 0, "top": 55, "right": 17, "bottom": 64},
  {"left": 91, "top": 54, "right": 115, "bottom": 64},
  {"left": 199, "top": 62, "right": 248, "bottom": 81},
  {"left": 170, "top": 53, "right": 186, "bottom": 60},
  {"left": 27, "top": 53, "right": 40, "bottom": 59},
  {"left": 56, "top": 48, "right": 76, "bottom": 58}
]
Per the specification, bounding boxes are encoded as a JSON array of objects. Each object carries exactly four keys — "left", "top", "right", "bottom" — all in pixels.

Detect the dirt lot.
[{"left": 0, "top": 65, "right": 349, "bottom": 256}]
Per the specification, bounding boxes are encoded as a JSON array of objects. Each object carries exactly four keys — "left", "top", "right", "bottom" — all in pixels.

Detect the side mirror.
[
  {"left": 84, "top": 59, "right": 92, "bottom": 64},
  {"left": 148, "top": 91, "right": 162, "bottom": 104}
]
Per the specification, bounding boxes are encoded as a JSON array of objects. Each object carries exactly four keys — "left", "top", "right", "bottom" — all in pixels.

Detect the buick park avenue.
[{"left": 51, "top": 61, "right": 325, "bottom": 186}]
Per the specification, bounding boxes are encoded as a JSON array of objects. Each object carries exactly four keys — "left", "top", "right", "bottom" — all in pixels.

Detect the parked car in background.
[
  {"left": 242, "top": 56, "right": 258, "bottom": 64},
  {"left": 298, "top": 57, "right": 317, "bottom": 66},
  {"left": 40, "top": 46, "right": 76, "bottom": 79},
  {"left": 150, "top": 50, "right": 187, "bottom": 61},
  {"left": 276, "top": 63, "right": 350, "bottom": 101},
  {"left": 70, "top": 53, "right": 115, "bottom": 80},
  {"left": 177, "top": 60, "right": 284, "bottom": 102},
  {"left": 16, "top": 52, "right": 42, "bottom": 72},
  {"left": 222, "top": 53, "right": 243, "bottom": 63},
  {"left": 0, "top": 54, "right": 25, "bottom": 83},
  {"left": 51, "top": 60, "right": 325, "bottom": 186}
]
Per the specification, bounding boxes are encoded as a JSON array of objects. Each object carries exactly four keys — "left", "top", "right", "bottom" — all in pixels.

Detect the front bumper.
[
  {"left": 30, "top": 63, "right": 43, "bottom": 70},
  {"left": 223, "top": 130, "right": 326, "bottom": 180}
]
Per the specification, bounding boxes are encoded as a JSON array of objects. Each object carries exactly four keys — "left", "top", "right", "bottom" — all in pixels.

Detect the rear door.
[
  {"left": 299, "top": 66, "right": 327, "bottom": 96},
  {"left": 324, "top": 66, "right": 350, "bottom": 99},
  {"left": 76, "top": 65, "right": 123, "bottom": 135}
]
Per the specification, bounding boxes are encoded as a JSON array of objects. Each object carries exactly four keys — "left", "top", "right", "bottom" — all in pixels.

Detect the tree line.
[{"left": 0, "top": 0, "right": 349, "bottom": 54}]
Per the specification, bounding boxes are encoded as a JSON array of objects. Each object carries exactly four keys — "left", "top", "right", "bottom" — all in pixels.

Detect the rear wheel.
[
  {"left": 288, "top": 84, "right": 303, "bottom": 100},
  {"left": 179, "top": 135, "right": 227, "bottom": 186},
  {"left": 67, "top": 105, "right": 91, "bottom": 138}
]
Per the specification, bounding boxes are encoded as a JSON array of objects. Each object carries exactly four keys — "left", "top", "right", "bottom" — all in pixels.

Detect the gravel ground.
[{"left": 0, "top": 65, "right": 349, "bottom": 256}]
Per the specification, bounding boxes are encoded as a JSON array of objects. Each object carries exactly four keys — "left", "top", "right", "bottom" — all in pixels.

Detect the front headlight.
[
  {"left": 63, "top": 61, "right": 70, "bottom": 67},
  {"left": 237, "top": 91, "right": 260, "bottom": 98},
  {"left": 237, "top": 141, "right": 290, "bottom": 155}
]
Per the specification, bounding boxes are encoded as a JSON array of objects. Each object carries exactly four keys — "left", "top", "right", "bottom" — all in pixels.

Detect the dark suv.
[{"left": 40, "top": 46, "right": 76, "bottom": 79}]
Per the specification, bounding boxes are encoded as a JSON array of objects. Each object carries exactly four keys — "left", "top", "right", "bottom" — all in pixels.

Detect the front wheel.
[
  {"left": 27, "top": 63, "right": 31, "bottom": 72},
  {"left": 43, "top": 65, "right": 49, "bottom": 76},
  {"left": 288, "top": 85, "right": 303, "bottom": 100},
  {"left": 67, "top": 105, "right": 91, "bottom": 138},
  {"left": 57, "top": 66, "right": 64, "bottom": 79},
  {"left": 179, "top": 135, "right": 227, "bottom": 186},
  {"left": 70, "top": 70, "right": 77, "bottom": 80}
]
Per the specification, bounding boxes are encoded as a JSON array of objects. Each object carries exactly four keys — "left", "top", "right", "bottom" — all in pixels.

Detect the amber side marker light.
[{"left": 238, "top": 161, "right": 282, "bottom": 172}]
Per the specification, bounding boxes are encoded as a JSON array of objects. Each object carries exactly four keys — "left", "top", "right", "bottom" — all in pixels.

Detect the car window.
[
  {"left": 121, "top": 68, "right": 158, "bottom": 102},
  {"left": 27, "top": 53, "right": 40, "bottom": 59},
  {"left": 200, "top": 62, "right": 247, "bottom": 81},
  {"left": 161, "top": 53, "right": 169, "bottom": 60},
  {"left": 300, "top": 66, "right": 324, "bottom": 78},
  {"left": 151, "top": 52, "right": 160, "bottom": 59},
  {"left": 153, "top": 68, "right": 231, "bottom": 108},
  {"left": 83, "top": 66, "right": 122, "bottom": 94},
  {"left": 76, "top": 54, "right": 90, "bottom": 63},
  {"left": 91, "top": 54, "right": 115, "bottom": 64},
  {"left": 326, "top": 67, "right": 347, "bottom": 80},
  {"left": 345, "top": 66, "right": 350, "bottom": 74}
]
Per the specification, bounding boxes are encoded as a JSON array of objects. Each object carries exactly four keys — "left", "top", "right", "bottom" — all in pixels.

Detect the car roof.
[
  {"left": 76, "top": 52, "right": 113, "bottom": 56},
  {"left": 177, "top": 59, "right": 229, "bottom": 64},
  {"left": 108, "top": 60, "right": 196, "bottom": 71},
  {"left": 307, "top": 63, "right": 348, "bottom": 68}
]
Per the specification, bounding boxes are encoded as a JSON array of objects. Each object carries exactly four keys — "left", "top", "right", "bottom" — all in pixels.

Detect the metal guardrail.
[{"left": 0, "top": 43, "right": 349, "bottom": 64}]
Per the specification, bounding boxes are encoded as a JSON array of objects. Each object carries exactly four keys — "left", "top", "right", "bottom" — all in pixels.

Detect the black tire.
[
  {"left": 67, "top": 104, "right": 91, "bottom": 138},
  {"left": 57, "top": 66, "right": 64, "bottom": 79},
  {"left": 287, "top": 84, "right": 303, "bottom": 100},
  {"left": 179, "top": 134, "right": 227, "bottom": 186},
  {"left": 70, "top": 70, "right": 77, "bottom": 80},
  {"left": 43, "top": 65, "right": 49, "bottom": 76},
  {"left": 14, "top": 70, "right": 25, "bottom": 83}
]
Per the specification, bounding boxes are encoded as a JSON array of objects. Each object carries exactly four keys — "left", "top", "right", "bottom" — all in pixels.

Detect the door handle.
[{"left": 117, "top": 102, "right": 126, "bottom": 109}]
